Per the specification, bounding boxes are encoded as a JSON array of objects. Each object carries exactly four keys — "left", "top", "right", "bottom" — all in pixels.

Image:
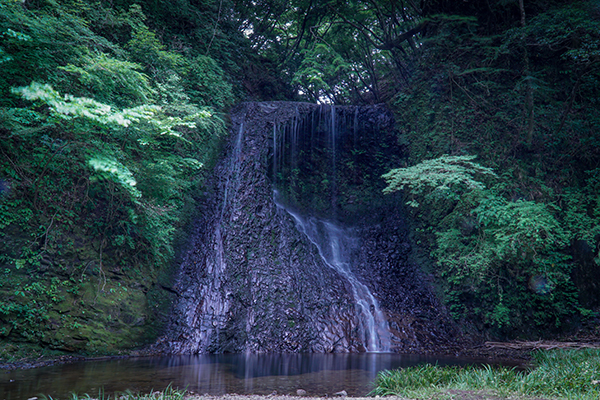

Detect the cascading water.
[
  {"left": 274, "top": 191, "right": 391, "bottom": 352},
  {"left": 271, "top": 104, "right": 392, "bottom": 352},
  {"left": 160, "top": 102, "right": 456, "bottom": 355}
]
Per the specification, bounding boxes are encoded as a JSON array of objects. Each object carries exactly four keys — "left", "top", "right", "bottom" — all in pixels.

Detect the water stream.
[
  {"left": 274, "top": 191, "right": 391, "bottom": 352},
  {"left": 271, "top": 104, "right": 392, "bottom": 352}
]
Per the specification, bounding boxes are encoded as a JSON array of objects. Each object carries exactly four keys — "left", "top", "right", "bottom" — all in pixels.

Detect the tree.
[{"left": 0, "top": 0, "right": 226, "bottom": 353}]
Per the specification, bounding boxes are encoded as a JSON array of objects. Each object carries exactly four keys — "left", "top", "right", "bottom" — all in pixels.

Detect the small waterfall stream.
[
  {"left": 271, "top": 104, "right": 392, "bottom": 352},
  {"left": 274, "top": 191, "right": 391, "bottom": 352}
]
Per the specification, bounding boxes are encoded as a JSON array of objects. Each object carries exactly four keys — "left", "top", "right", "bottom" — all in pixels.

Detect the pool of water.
[{"left": 0, "top": 353, "right": 508, "bottom": 399}]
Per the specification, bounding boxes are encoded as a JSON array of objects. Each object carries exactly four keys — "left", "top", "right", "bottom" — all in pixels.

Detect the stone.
[
  {"left": 334, "top": 390, "right": 348, "bottom": 397},
  {"left": 158, "top": 102, "right": 457, "bottom": 355},
  {"left": 296, "top": 389, "right": 307, "bottom": 396}
]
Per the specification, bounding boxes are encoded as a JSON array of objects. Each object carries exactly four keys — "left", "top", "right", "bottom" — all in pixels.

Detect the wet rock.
[{"left": 157, "top": 102, "right": 457, "bottom": 355}]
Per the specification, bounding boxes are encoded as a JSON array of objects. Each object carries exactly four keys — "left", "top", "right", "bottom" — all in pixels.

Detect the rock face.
[{"left": 160, "top": 102, "right": 456, "bottom": 354}]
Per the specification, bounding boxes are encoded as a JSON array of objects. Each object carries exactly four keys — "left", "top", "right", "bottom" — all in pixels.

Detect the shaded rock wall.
[{"left": 160, "top": 102, "right": 456, "bottom": 354}]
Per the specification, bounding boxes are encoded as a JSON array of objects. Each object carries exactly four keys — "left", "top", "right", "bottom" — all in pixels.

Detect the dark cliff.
[{"left": 159, "top": 102, "right": 457, "bottom": 354}]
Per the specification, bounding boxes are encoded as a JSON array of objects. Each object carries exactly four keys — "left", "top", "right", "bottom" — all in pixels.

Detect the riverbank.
[
  {"left": 62, "top": 393, "right": 558, "bottom": 400},
  {"left": 181, "top": 394, "right": 552, "bottom": 400},
  {"left": 0, "top": 345, "right": 134, "bottom": 370},
  {"left": 372, "top": 348, "right": 600, "bottom": 400}
]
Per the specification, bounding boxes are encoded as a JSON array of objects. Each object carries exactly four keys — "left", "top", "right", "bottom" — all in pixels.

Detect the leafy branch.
[{"left": 382, "top": 154, "right": 497, "bottom": 207}]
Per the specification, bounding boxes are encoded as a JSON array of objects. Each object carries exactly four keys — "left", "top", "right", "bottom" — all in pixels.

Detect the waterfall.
[
  {"left": 161, "top": 102, "right": 454, "bottom": 355},
  {"left": 274, "top": 191, "right": 391, "bottom": 352},
  {"left": 271, "top": 104, "right": 393, "bottom": 352}
]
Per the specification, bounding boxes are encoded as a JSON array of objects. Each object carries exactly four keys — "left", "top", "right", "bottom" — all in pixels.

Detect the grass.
[
  {"left": 371, "top": 348, "right": 600, "bottom": 400},
  {"left": 42, "top": 385, "right": 187, "bottom": 400}
]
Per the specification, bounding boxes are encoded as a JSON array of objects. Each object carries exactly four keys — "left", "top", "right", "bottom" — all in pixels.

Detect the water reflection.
[{"left": 0, "top": 353, "right": 502, "bottom": 399}]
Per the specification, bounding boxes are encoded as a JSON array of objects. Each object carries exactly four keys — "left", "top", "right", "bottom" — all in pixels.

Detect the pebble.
[
  {"left": 333, "top": 390, "right": 347, "bottom": 397},
  {"left": 296, "top": 389, "right": 307, "bottom": 396}
]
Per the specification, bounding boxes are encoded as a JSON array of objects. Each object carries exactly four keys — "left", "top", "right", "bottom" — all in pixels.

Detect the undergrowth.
[
  {"left": 372, "top": 349, "right": 600, "bottom": 400},
  {"left": 43, "top": 385, "right": 186, "bottom": 400}
]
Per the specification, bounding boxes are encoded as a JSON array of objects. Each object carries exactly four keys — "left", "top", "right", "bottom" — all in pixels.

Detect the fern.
[
  {"left": 475, "top": 195, "right": 568, "bottom": 261},
  {"left": 382, "top": 155, "right": 497, "bottom": 207},
  {"left": 58, "top": 52, "right": 154, "bottom": 106}
]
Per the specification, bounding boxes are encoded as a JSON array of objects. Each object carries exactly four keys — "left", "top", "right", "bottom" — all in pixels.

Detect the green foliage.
[
  {"left": 235, "top": 0, "right": 424, "bottom": 103},
  {"left": 89, "top": 157, "right": 141, "bottom": 199},
  {"left": 381, "top": 0, "right": 600, "bottom": 336},
  {"left": 432, "top": 195, "right": 580, "bottom": 331},
  {"left": 126, "top": 21, "right": 186, "bottom": 72},
  {"left": 0, "top": 0, "right": 122, "bottom": 104},
  {"left": 373, "top": 349, "right": 600, "bottom": 400},
  {"left": 560, "top": 183, "right": 600, "bottom": 255},
  {"left": 0, "top": 0, "right": 228, "bottom": 354},
  {"left": 186, "top": 55, "right": 234, "bottom": 110},
  {"left": 382, "top": 155, "right": 496, "bottom": 207},
  {"left": 0, "top": 26, "right": 31, "bottom": 63},
  {"left": 11, "top": 82, "right": 160, "bottom": 128},
  {"left": 58, "top": 52, "right": 154, "bottom": 107},
  {"left": 61, "top": 384, "right": 187, "bottom": 400},
  {"left": 475, "top": 196, "right": 568, "bottom": 261},
  {"left": 7, "top": 80, "right": 221, "bottom": 267},
  {"left": 515, "top": 3, "right": 600, "bottom": 65},
  {"left": 382, "top": 155, "right": 591, "bottom": 332},
  {"left": 291, "top": 43, "right": 353, "bottom": 103}
]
